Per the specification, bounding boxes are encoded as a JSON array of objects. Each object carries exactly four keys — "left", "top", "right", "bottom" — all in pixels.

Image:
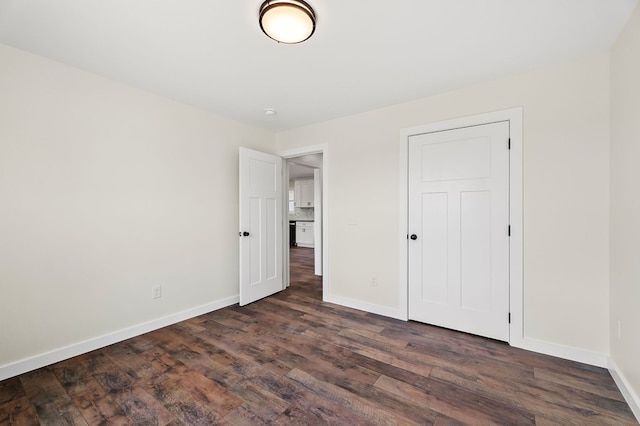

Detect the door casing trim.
[
  {"left": 278, "top": 144, "right": 329, "bottom": 300},
  {"left": 398, "top": 107, "right": 523, "bottom": 346}
]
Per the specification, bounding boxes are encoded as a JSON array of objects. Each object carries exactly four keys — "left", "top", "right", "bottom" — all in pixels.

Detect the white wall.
[
  {"left": 0, "top": 38, "right": 619, "bottom": 377},
  {"left": 0, "top": 43, "right": 274, "bottom": 369},
  {"left": 610, "top": 3, "right": 640, "bottom": 409},
  {"left": 275, "top": 53, "right": 611, "bottom": 356}
]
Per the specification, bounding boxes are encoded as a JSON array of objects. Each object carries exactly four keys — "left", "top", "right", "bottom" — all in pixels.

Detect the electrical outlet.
[
  {"left": 371, "top": 275, "right": 377, "bottom": 286},
  {"left": 152, "top": 285, "right": 162, "bottom": 299}
]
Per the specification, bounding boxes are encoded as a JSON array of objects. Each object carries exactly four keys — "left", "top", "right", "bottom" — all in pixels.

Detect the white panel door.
[
  {"left": 239, "top": 147, "right": 283, "bottom": 306},
  {"left": 408, "top": 121, "right": 510, "bottom": 341}
]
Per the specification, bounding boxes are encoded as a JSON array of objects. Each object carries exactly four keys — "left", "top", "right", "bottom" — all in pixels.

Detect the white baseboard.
[
  {"left": 609, "top": 359, "right": 640, "bottom": 423},
  {"left": 0, "top": 295, "right": 239, "bottom": 382},
  {"left": 511, "top": 337, "right": 609, "bottom": 368},
  {"left": 323, "top": 293, "right": 405, "bottom": 321}
]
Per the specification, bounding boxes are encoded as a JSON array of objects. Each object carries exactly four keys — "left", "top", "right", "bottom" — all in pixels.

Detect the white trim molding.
[
  {"left": 398, "top": 107, "right": 524, "bottom": 344},
  {"left": 609, "top": 359, "right": 640, "bottom": 423},
  {"left": 0, "top": 295, "right": 239, "bottom": 382},
  {"left": 518, "top": 337, "right": 609, "bottom": 368}
]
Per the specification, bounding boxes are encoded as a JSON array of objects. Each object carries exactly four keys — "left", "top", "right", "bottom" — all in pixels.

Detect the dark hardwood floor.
[{"left": 1, "top": 246, "right": 636, "bottom": 425}]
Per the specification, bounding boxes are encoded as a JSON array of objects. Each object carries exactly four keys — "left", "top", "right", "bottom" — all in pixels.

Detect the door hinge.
[
  {"left": 508, "top": 313, "right": 511, "bottom": 324},
  {"left": 508, "top": 225, "right": 511, "bottom": 236},
  {"left": 508, "top": 138, "right": 511, "bottom": 150}
]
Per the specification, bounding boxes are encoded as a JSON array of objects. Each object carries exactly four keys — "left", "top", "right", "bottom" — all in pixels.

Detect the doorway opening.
[
  {"left": 279, "top": 144, "right": 328, "bottom": 300},
  {"left": 286, "top": 154, "right": 323, "bottom": 296}
]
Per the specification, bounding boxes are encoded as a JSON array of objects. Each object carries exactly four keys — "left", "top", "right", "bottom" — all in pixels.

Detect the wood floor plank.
[
  {"left": 169, "top": 334, "right": 291, "bottom": 423},
  {"left": 475, "top": 369, "right": 636, "bottom": 425},
  {"left": 49, "top": 358, "right": 96, "bottom": 399},
  {"left": 234, "top": 317, "right": 383, "bottom": 389},
  {"left": 288, "top": 355, "right": 444, "bottom": 425},
  {"left": 49, "top": 354, "right": 131, "bottom": 424},
  {"left": 338, "top": 326, "right": 410, "bottom": 349},
  {"left": 218, "top": 380, "right": 288, "bottom": 423},
  {"left": 155, "top": 364, "right": 242, "bottom": 417},
  {"left": 68, "top": 380, "right": 130, "bottom": 425},
  {"left": 112, "top": 387, "right": 178, "bottom": 426},
  {"left": 19, "top": 369, "right": 88, "bottom": 426},
  {"left": 196, "top": 329, "right": 297, "bottom": 378},
  {"left": 269, "top": 400, "right": 370, "bottom": 426},
  {"left": 374, "top": 374, "right": 493, "bottom": 426},
  {"left": 103, "top": 343, "right": 161, "bottom": 384},
  {"left": 0, "top": 396, "right": 40, "bottom": 426},
  {"left": 346, "top": 350, "right": 434, "bottom": 389},
  {"left": 534, "top": 366, "right": 627, "bottom": 401},
  {"left": 349, "top": 344, "right": 435, "bottom": 378},
  {"left": 240, "top": 364, "right": 373, "bottom": 425},
  {"left": 0, "top": 246, "right": 636, "bottom": 425},
  {"left": 0, "top": 378, "right": 26, "bottom": 406},
  {"left": 287, "top": 367, "right": 421, "bottom": 426},
  {"left": 221, "top": 403, "right": 269, "bottom": 426}
]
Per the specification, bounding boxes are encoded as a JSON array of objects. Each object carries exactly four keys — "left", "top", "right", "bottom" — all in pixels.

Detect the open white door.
[{"left": 239, "top": 147, "right": 284, "bottom": 306}]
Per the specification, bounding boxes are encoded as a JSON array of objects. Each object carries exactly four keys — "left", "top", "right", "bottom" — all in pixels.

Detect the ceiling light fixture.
[{"left": 259, "top": 0, "right": 316, "bottom": 44}]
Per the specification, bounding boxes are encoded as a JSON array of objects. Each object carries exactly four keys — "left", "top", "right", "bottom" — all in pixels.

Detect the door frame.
[
  {"left": 398, "top": 107, "right": 523, "bottom": 346},
  {"left": 278, "top": 144, "right": 329, "bottom": 298}
]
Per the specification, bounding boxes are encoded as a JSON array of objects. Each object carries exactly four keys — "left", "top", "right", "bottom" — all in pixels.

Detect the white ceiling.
[
  {"left": 0, "top": 1, "right": 636, "bottom": 131},
  {"left": 288, "top": 154, "right": 322, "bottom": 179},
  {"left": 288, "top": 163, "right": 315, "bottom": 180}
]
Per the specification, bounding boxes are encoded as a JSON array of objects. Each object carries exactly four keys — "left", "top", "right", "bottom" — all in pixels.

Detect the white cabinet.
[
  {"left": 296, "top": 221, "right": 314, "bottom": 247},
  {"left": 294, "top": 179, "right": 314, "bottom": 208}
]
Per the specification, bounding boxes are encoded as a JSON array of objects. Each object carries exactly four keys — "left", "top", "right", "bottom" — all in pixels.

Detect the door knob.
[
  {"left": 239, "top": 231, "right": 250, "bottom": 237},
  {"left": 410, "top": 234, "right": 418, "bottom": 240}
]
